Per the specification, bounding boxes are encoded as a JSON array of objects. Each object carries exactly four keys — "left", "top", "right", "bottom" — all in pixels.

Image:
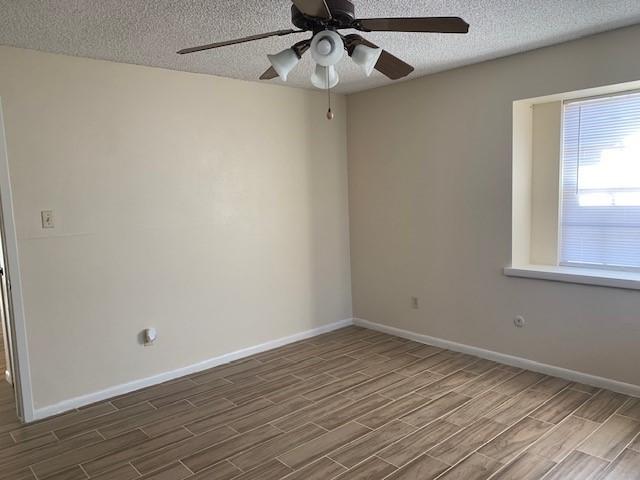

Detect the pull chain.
[{"left": 326, "top": 67, "right": 334, "bottom": 120}]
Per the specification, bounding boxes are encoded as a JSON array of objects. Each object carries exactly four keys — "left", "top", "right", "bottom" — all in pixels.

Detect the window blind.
[{"left": 560, "top": 91, "right": 640, "bottom": 272}]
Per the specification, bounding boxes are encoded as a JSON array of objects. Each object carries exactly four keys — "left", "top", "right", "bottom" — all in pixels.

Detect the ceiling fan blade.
[
  {"left": 355, "top": 17, "right": 469, "bottom": 34},
  {"left": 259, "top": 39, "right": 311, "bottom": 81},
  {"left": 260, "top": 67, "right": 279, "bottom": 80},
  {"left": 376, "top": 50, "right": 415, "bottom": 80},
  {"left": 291, "top": 38, "right": 312, "bottom": 57},
  {"left": 177, "top": 29, "right": 300, "bottom": 54},
  {"left": 344, "top": 35, "right": 414, "bottom": 80},
  {"left": 291, "top": 0, "right": 332, "bottom": 19}
]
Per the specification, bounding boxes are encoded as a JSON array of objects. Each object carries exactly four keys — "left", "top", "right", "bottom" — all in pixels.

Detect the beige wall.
[
  {"left": 530, "top": 101, "right": 561, "bottom": 265},
  {"left": 0, "top": 47, "right": 351, "bottom": 409},
  {"left": 510, "top": 101, "right": 533, "bottom": 266},
  {"left": 348, "top": 25, "right": 640, "bottom": 387}
]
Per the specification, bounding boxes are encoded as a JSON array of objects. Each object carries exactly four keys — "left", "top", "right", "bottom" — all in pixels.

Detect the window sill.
[{"left": 504, "top": 264, "right": 640, "bottom": 291}]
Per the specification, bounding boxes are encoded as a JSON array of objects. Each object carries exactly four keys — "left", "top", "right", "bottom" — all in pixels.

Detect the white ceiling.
[{"left": 1, "top": 1, "right": 640, "bottom": 94}]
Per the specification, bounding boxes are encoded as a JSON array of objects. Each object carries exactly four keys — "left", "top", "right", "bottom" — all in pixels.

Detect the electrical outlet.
[
  {"left": 143, "top": 327, "right": 157, "bottom": 346},
  {"left": 41, "top": 210, "right": 54, "bottom": 229},
  {"left": 411, "top": 296, "right": 419, "bottom": 309}
]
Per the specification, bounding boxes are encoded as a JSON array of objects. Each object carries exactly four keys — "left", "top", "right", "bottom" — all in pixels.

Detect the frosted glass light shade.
[
  {"left": 310, "top": 30, "right": 344, "bottom": 67},
  {"left": 311, "top": 64, "right": 339, "bottom": 89},
  {"left": 267, "top": 48, "right": 299, "bottom": 81},
  {"left": 352, "top": 44, "right": 382, "bottom": 77}
]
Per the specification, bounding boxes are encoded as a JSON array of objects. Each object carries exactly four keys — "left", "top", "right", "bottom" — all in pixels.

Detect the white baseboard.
[
  {"left": 33, "top": 318, "right": 354, "bottom": 421},
  {"left": 353, "top": 318, "right": 640, "bottom": 398}
]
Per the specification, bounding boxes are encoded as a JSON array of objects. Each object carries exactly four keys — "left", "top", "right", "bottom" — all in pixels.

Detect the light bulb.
[{"left": 317, "top": 39, "right": 332, "bottom": 56}]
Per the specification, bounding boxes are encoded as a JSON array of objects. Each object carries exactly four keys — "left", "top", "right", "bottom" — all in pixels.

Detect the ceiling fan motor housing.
[{"left": 291, "top": 0, "right": 356, "bottom": 32}]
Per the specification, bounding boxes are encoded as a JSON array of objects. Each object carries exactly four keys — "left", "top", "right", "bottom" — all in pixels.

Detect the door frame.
[{"left": 0, "top": 98, "right": 35, "bottom": 422}]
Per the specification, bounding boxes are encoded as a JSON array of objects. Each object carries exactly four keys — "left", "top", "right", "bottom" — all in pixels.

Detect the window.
[
  {"left": 560, "top": 92, "right": 640, "bottom": 272},
  {"left": 507, "top": 83, "right": 640, "bottom": 289}
]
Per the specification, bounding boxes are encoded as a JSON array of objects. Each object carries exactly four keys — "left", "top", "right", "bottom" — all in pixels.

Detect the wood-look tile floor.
[{"left": 1, "top": 326, "right": 639, "bottom": 480}]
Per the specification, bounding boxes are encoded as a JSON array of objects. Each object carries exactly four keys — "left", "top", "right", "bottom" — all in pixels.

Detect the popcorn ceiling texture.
[{"left": 1, "top": 0, "right": 640, "bottom": 93}]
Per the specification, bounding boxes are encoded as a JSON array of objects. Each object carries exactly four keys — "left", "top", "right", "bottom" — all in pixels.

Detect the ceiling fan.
[{"left": 178, "top": 0, "right": 469, "bottom": 116}]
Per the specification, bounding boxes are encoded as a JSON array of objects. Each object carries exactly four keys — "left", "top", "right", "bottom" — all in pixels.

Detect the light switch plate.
[
  {"left": 411, "top": 296, "right": 419, "bottom": 309},
  {"left": 41, "top": 210, "right": 54, "bottom": 229}
]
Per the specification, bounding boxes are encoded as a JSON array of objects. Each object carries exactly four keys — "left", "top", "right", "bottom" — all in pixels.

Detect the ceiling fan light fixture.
[
  {"left": 177, "top": 1, "right": 470, "bottom": 90},
  {"left": 310, "top": 30, "right": 344, "bottom": 67},
  {"left": 311, "top": 64, "right": 339, "bottom": 89},
  {"left": 267, "top": 48, "right": 300, "bottom": 81},
  {"left": 351, "top": 44, "right": 382, "bottom": 77}
]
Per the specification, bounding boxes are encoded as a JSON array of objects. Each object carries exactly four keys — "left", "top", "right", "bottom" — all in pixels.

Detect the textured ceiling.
[{"left": 1, "top": 1, "right": 640, "bottom": 94}]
